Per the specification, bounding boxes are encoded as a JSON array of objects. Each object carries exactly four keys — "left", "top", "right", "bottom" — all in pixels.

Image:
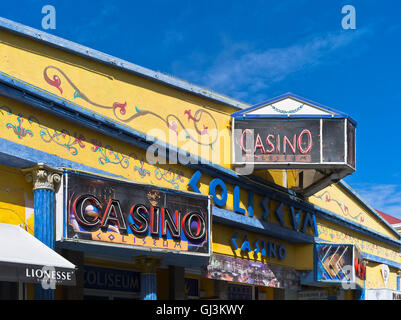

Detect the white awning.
[{"left": 0, "top": 223, "right": 76, "bottom": 286}]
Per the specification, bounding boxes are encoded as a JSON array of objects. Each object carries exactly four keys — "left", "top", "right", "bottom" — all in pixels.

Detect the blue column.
[
  {"left": 134, "top": 256, "right": 161, "bottom": 300},
  {"left": 359, "top": 289, "right": 365, "bottom": 300},
  {"left": 34, "top": 188, "right": 55, "bottom": 300},
  {"left": 24, "top": 164, "right": 61, "bottom": 301},
  {"left": 34, "top": 189, "right": 54, "bottom": 249},
  {"left": 141, "top": 273, "right": 157, "bottom": 300}
]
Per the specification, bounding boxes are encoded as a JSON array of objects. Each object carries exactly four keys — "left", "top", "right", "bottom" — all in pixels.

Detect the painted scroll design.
[
  {"left": 132, "top": 156, "right": 151, "bottom": 179},
  {"left": 1, "top": 106, "right": 33, "bottom": 140},
  {"left": 90, "top": 139, "right": 131, "bottom": 169},
  {"left": 0, "top": 105, "right": 186, "bottom": 190},
  {"left": 43, "top": 66, "right": 219, "bottom": 148},
  {"left": 154, "top": 167, "right": 184, "bottom": 189},
  {"left": 313, "top": 191, "right": 364, "bottom": 223},
  {"left": 28, "top": 116, "right": 85, "bottom": 156}
]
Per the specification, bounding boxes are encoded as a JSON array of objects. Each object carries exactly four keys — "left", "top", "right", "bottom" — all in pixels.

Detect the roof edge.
[
  {"left": 231, "top": 92, "right": 357, "bottom": 126},
  {"left": 0, "top": 17, "right": 249, "bottom": 110},
  {"left": 339, "top": 180, "right": 401, "bottom": 239}
]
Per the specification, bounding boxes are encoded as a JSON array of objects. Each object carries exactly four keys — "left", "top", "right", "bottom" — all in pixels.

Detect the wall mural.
[
  {"left": 2, "top": 102, "right": 400, "bottom": 265},
  {"left": 317, "top": 223, "right": 399, "bottom": 261},
  {"left": 312, "top": 190, "right": 364, "bottom": 223},
  {"left": 43, "top": 66, "right": 219, "bottom": 148},
  {"left": 0, "top": 104, "right": 186, "bottom": 190},
  {"left": 202, "top": 253, "right": 300, "bottom": 290}
]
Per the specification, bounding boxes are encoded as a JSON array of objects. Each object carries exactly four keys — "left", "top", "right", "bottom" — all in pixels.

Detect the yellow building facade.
[{"left": 0, "top": 17, "right": 399, "bottom": 300}]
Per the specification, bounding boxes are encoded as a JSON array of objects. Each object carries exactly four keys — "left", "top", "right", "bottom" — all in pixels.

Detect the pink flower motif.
[
  {"left": 73, "top": 133, "right": 86, "bottom": 148},
  {"left": 168, "top": 121, "right": 178, "bottom": 134},
  {"left": 184, "top": 109, "right": 193, "bottom": 121},
  {"left": 113, "top": 102, "right": 127, "bottom": 115},
  {"left": 44, "top": 69, "right": 63, "bottom": 94},
  {"left": 184, "top": 109, "right": 199, "bottom": 123}
]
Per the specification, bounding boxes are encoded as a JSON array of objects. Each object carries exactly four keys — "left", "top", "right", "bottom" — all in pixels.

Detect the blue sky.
[{"left": 1, "top": 1, "right": 401, "bottom": 217}]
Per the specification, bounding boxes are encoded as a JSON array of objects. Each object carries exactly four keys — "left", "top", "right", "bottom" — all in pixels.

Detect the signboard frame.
[
  {"left": 58, "top": 170, "right": 212, "bottom": 258},
  {"left": 314, "top": 243, "right": 366, "bottom": 288},
  {"left": 232, "top": 117, "right": 356, "bottom": 171}
]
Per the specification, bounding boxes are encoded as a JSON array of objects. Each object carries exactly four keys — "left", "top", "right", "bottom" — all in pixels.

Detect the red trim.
[
  {"left": 129, "top": 204, "right": 145, "bottom": 230},
  {"left": 100, "top": 199, "right": 126, "bottom": 231},
  {"left": 182, "top": 212, "right": 203, "bottom": 240},
  {"left": 297, "top": 129, "right": 312, "bottom": 154},
  {"left": 377, "top": 210, "right": 401, "bottom": 225},
  {"left": 240, "top": 129, "right": 252, "bottom": 153},
  {"left": 72, "top": 195, "right": 101, "bottom": 227},
  {"left": 161, "top": 208, "right": 180, "bottom": 238},
  {"left": 150, "top": 206, "right": 158, "bottom": 235},
  {"left": 265, "top": 134, "right": 275, "bottom": 153},
  {"left": 276, "top": 135, "right": 280, "bottom": 153},
  {"left": 254, "top": 134, "right": 265, "bottom": 153},
  {"left": 161, "top": 208, "right": 165, "bottom": 235},
  {"left": 283, "top": 135, "right": 296, "bottom": 154}
]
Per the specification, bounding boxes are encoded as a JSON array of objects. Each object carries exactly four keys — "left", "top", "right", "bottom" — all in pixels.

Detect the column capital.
[
  {"left": 23, "top": 163, "right": 62, "bottom": 192},
  {"left": 133, "top": 256, "right": 162, "bottom": 273}
]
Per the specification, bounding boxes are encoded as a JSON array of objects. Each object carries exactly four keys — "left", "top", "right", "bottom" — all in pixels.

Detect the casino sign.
[
  {"left": 58, "top": 171, "right": 211, "bottom": 257},
  {"left": 231, "top": 93, "right": 356, "bottom": 196}
]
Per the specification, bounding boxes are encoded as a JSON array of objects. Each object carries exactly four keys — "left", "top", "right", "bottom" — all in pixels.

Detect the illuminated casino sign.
[
  {"left": 231, "top": 94, "right": 357, "bottom": 196},
  {"left": 234, "top": 120, "right": 318, "bottom": 164},
  {"left": 63, "top": 171, "right": 211, "bottom": 256},
  {"left": 233, "top": 118, "right": 355, "bottom": 168}
]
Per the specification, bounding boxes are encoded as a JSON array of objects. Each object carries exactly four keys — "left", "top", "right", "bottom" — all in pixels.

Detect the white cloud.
[
  {"left": 352, "top": 183, "right": 401, "bottom": 220},
  {"left": 178, "top": 28, "right": 369, "bottom": 102}
]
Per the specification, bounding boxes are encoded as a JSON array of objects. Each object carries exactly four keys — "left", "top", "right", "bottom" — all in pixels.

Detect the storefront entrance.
[{"left": 83, "top": 265, "right": 140, "bottom": 300}]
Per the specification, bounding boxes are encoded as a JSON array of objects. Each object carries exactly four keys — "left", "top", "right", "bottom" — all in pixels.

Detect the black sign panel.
[
  {"left": 322, "top": 120, "right": 344, "bottom": 163},
  {"left": 347, "top": 121, "right": 356, "bottom": 169},
  {"left": 64, "top": 172, "right": 211, "bottom": 256},
  {"left": 84, "top": 265, "right": 140, "bottom": 293},
  {"left": 234, "top": 119, "right": 320, "bottom": 164},
  {"left": 0, "top": 264, "right": 76, "bottom": 286},
  {"left": 233, "top": 118, "right": 355, "bottom": 169}
]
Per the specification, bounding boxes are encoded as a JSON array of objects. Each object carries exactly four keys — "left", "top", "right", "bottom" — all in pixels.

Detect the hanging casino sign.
[
  {"left": 231, "top": 95, "right": 356, "bottom": 168},
  {"left": 231, "top": 94, "right": 357, "bottom": 196},
  {"left": 62, "top": 171, "right": 211, "bottom": 256},
  {"left": 233, "top": 118, "right": 355, "bottom": 168}
]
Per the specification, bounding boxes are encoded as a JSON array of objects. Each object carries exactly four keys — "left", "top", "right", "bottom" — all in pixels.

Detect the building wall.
[
  {"left": 365, "top": 262, "right": 398, "bottom": 291},
  {"left": 212, "top": 224, "right": 312, "bottom": 270},
  {"left": 0, "top": 95, "right": 300, "bottom": 233},
  {"left": 0, "top": 25, "right": 400, "bottom": 300},
  {"left": 310, "top": 183, "right": 399, "bottom": 240},
  {"left": 0, "top": 164, "right": 33, "bottom": 233}
]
